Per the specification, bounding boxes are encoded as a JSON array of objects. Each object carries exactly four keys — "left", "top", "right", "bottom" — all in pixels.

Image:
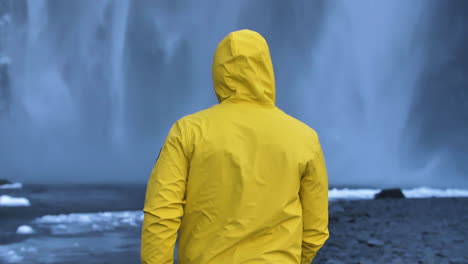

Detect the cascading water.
[
  {"left": 0, "top": 0, "right": 466, "bottom": 186},
  {"left": 297, "top": 1, "right": 435, "bottom": 187}
]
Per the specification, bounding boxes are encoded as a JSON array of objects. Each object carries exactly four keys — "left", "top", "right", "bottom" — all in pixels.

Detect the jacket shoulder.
[{"left": 171, "top": 106, "right": 218, "bottom": 139}]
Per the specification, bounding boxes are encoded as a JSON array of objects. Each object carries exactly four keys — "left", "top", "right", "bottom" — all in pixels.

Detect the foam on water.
[
  {"left": 0, "top": 183, "right": 23, "bottom": 189},
  {"left": 329, "top": 188, "right": 378, "bottom": 200},
  {"left": 0, "top": 234, "right": 136, "bottom": 264},
  {"left": 329, "top": 187, "right": 468, "bottom": 200},
  {"left": 34, "top": 211, "right": 143, "bottom": 235},
  {"left": 0, "top": 195, "right": 30, "bottom": 207},
  {"left": 403, "top": 187, "right": 468, "bottom": 198},
  {"left": 2, "top": 250, "right": 23, "bottom": 263}
]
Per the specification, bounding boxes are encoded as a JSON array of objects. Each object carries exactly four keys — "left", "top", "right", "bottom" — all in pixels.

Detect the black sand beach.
[{"left": 315, "top": 198, "right": 468, "bottom": 264}]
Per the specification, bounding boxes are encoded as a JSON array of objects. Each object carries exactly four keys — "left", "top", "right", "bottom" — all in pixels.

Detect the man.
[{"left": 141, "top": 29, "right": 329, "bottom": 264}]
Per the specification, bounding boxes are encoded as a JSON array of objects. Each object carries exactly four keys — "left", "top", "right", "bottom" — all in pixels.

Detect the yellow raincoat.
[{"left": 142, "top": 29, "right": 329, "bottom": 264}]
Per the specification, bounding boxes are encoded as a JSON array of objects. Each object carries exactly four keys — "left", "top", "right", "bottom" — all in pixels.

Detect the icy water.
[
  {"left": 2, "top": 184, "right": 468, "bottom": 263},
  {"left": 0, "top": 184, "right": 146, "bottom": 264}
]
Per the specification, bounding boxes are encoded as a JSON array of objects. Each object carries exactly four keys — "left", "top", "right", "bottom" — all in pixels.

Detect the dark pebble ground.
[{"left": 314, "top": 198, "right": 468, "bottom": 264}]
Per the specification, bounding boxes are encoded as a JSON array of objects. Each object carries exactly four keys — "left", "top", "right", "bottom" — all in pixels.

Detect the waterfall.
[
  {"left": 297, "top": 0, "right": 432, "bottom": 186},
  {"left": 0, "top": 0, "right": 466, "bottom": 186}
]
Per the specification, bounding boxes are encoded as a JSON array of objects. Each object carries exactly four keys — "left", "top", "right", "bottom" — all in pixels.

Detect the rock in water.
[
  {"left": 0, "top": 179, "right": 11, "bottom": 185},
  {"left": 366, "top": 238, "right": 384, "bottom": 247},
  {"left": 374, "top": 188, "right": 405, "bottom": 199}
]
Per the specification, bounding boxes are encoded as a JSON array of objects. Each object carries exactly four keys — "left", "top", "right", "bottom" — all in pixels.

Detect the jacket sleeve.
[
  {"left": 141, "top": 121, "right": 189, "bottom": 264},
  {"left": 300, "top": 134, "right": 329, "bottom": 264}
]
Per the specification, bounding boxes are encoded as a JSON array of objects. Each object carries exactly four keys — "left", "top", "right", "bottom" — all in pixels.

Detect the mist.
[{"left": 0, "top": 0, "right": 467, "bottom": 187}]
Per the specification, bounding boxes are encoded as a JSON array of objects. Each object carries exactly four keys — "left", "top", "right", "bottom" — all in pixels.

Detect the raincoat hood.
[{"left": 212, "top": 29, "right": 276, "bottom": 105}]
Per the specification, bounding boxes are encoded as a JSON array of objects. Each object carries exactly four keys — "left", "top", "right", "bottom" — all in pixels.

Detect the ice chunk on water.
[
  {"left": 16, "top": 225, "right": 35, "bottom": 235},
  {"left": 0, "top": 195, "right": 30, "bottom": 207},
  {"left": 34, "top": 211, "right": 143, "bottom": 235},
  {"left": 0, "top": 183, "right": 23, "bottom": 189},
  {"left": 36, "top": 211, "right": 143, "bottom": 224}
]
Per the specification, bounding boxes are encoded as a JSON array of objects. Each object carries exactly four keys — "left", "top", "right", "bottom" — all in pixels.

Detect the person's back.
[{"left": 141, "top": 29, "right": 329, "bottom": 264}]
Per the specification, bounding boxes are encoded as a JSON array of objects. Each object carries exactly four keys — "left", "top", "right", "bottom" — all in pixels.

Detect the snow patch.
[{"left": 0, "top": 195, "right": 30, "bottom": 207}]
